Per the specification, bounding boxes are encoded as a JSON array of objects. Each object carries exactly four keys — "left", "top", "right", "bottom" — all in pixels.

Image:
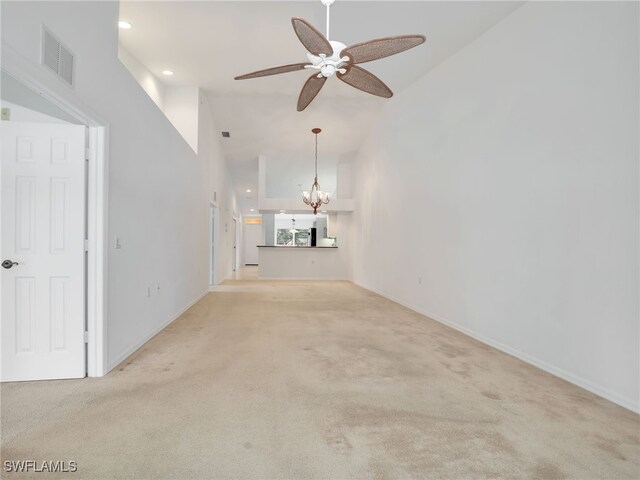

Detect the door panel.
[
  {"left": 232, "top": 218, "right": 237, "bottom": 272},
  {"left": 1, "top": 122, "right": 86, "bottom": 381},
  {"left": 209, "top": 205, "right": 216, "bottom": 285},
  {"left": 243, "top": 223, "right": 261, "bottom": 265}
]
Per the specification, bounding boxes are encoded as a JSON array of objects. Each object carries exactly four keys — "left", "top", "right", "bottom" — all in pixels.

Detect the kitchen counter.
[
  {"left": 257, "top": 244, "right": 346, "bottom": 280},
  {"left": 257, "top": 245, "right": 337, "bottom": 248}
]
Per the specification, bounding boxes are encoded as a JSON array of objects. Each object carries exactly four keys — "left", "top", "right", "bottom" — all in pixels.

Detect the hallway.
[{"left": 1, "top": 276, "right": 638, "bottom": 479}]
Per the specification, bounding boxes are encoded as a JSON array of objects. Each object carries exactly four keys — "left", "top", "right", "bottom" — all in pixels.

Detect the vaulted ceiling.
[{"left": 119, "top": 1, "right": 522, "bottom": 213}]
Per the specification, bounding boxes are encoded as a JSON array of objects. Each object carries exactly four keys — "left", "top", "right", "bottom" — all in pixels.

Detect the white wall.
[
  {"left": 265, "top": 154, "right": 338, "bottom": 199},
  {"left": 199, "top": 98, "right": 239, "bottom": 283},
  {"left": 351, "top": 2, "right": 639, "bottom": 411},
  {"left": 1, "top": 1, "right": 237, "bottom": 371},
  {"left": 263, "top": 214, "right": 275, "bottom": 246},
  {"left": 258, "top": 155, "right": 355, "bottom": 213},
  {"left": 198, "top": 84, "right": 238, "bottom": 286},
  {"left": 117, "top": 46, "right": 165, "bottom": 110},
  {"left": 164, "top": 86, "right": 199, "bottom": 154},
  {"left": 118, "top": 47, "right": 199, "bottom": 154}
]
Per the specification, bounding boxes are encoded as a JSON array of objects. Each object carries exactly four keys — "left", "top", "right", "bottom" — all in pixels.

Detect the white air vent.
[{"left": 42, "top": 27, "right": 74, "bottom": 86}]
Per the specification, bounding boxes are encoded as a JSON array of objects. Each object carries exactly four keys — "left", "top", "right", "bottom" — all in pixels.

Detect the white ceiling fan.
[{"left": 234, "top": 0, "right": 426, "bottom": 111}]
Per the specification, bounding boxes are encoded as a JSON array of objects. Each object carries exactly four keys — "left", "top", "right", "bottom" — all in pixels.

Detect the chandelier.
[{"left": 302, "top": 128, "right": 330, "bottom": 214}]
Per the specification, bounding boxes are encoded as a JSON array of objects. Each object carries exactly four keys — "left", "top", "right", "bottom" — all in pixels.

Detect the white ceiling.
[{"left": 119, "top": 0, "right": 522, "bottom": 213}]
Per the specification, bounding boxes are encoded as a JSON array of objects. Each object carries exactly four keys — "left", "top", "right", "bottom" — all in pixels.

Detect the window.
[
  {"left": 276, "top": 229, "right": 293, "bottom": 245},
  {"left": 276, "top": 228, "right": 310, "bottom": 246},
  {"left": 294, "top": 229, "right": 310, "bottom": 246}
]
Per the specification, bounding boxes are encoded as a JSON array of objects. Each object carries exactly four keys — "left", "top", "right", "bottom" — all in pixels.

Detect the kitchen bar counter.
[
  {"left": 257, "top": 245, "right": 337, "bottom": 248},
  {"left": 257, "top": 243, "right": 346, "bottom": 280}
]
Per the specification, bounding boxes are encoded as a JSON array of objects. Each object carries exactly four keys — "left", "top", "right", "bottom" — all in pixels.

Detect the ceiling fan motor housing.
[{"left": 305, "top": 41, "right": 349, "bottom": 78}]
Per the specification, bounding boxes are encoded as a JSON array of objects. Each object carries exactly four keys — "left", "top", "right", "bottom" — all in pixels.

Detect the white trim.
[
  {"left": 232, "top": 216, "right": 238, "bottom": 272},
  {"left": 209, "top": 201, "right": 219, "bottom": 286},
  {"left": 259, "top": 277, "right": 349, "bottom": 281},
  {"left": 2, "top": 43, "right": 106, "bottom": 126},
  {"left": 353, "top": 280, "right": 640, "bottom": 414},
  {"left": 85, "top": 126, "right": 108, "bottom": 376},
  {"left": 2, "top": 43, "right": 109, "bottom": 377},
  {"left": 107, "top": 290, "right": 208, "bottom": 372}
]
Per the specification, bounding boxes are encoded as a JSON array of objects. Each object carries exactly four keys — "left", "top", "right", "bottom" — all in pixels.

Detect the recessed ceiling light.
[
  {"left": 246, "top": 189, "right": 251, "bottom": 193},
  {"left": 162, "top": 70, "right": 174, "bottom": 76},
  {"left": 250, "top": 209, "right": 255, "bottom": 212},
  {"left": 118, "top": 21, "right": 132, "bottom": 29}
]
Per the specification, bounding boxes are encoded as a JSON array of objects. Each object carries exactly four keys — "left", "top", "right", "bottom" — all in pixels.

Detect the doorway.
[
  {"left": 209, "top": 203, "right": 217, "bottom": 285},
  {"left": 243, "top": 222, "right": 261, "bottom": 265},
  {"left": 232, "top": 218, "right": 237, "bottom": 272},
  {"left": 1, "top": 64, "right": 107, "bottom": 379}
]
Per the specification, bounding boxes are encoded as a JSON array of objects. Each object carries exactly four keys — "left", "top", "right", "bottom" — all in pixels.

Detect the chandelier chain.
[{"left": 315, "top": 132, "right": 319, "bottom": 178}]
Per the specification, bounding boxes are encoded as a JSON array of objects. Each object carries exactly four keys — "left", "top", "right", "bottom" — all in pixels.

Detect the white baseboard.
[
  {"left": 258, "top": 277, "right": 349, "bottom": 281},
  {"left": 107, "top": 290, "right": 209, "bottom": 372},
  {"left": 353, "top": 280, "right": 639, "bottom": 414}
]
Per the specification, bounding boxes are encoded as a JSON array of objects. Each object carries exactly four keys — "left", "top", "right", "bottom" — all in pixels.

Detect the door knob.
[{"left": 2, "top": 260, "right": 19, "bottom": 269}]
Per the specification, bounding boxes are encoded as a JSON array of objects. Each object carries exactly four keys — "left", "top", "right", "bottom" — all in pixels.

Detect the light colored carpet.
[{"left": 1, "top": 277, "right": 638, "bottom": 479}]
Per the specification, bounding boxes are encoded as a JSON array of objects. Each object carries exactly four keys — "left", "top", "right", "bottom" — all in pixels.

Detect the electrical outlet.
[
  {"left": 418, "top": 277, "right": 422, "bottom": 285},
  {"left": 1, "top": 108, "right": 10, "bottom": 121}
]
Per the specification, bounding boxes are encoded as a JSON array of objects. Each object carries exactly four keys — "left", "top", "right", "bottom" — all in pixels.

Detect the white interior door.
[
  {"left": 243, "top": 223, "right": 261, "bottom": 265},
  {"left": 232, "top": 218, "right": 237, "bottom": 272},
  {"left": 1, "top": 121, "right": 86, "bottom": 381},
  {"left": 209, "top": 204, "right": 216, "bottom": 285}
]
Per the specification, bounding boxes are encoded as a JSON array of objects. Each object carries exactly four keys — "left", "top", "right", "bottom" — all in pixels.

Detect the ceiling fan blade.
[
  {"left": 291, "top": 17, "right": 333, "bottom": 56},
  {"left": 234, "top": 63, "right": 310, "bottom": 80},
  {"left": 337, "top": 66, "right": 393, "bottom": 98},
  {"left": 341, "top": 35, "right": 426, "bottom": 64},
  {"left": 297, "top": 73, "right": 327, "bottom": 111}
]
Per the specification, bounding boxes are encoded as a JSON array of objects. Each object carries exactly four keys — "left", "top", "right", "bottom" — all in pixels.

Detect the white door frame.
[
  {"left": 232, "top": 217, "right": 238, "bottom": 272},
  {"left": 2, "top": 44, "right": 108, "bottom": 377},
  {"left": 209, "top": 201, "right": 219, "bottom": 286}
]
